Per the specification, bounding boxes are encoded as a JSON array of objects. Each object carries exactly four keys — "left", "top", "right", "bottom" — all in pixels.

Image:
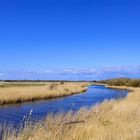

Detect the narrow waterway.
[{"left": 0, "top": 85, "right": 128, "bottom": 128}]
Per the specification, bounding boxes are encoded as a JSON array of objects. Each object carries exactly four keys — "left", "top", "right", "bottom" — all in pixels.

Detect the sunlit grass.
[
  {"left": 2, "top": 86, "right": 140, "bottom": 140},
  {"left": 0, "top": 82, "right": 89, "bottom": 104}
]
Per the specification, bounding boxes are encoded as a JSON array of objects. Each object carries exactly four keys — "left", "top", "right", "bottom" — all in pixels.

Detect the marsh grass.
[
  {"left": 0, "top": 82, "right": 89, "bottom": 105},
  {"left": 2, "top": 86, "right": 140, "bottom": 140}
]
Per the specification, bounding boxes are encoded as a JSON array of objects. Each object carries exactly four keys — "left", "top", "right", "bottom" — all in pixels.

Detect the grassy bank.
[
  {"left": 0, "top": 82, "right": 89, "bottom": 105},
  {"left": 3, "top": 85, "right": 140, "bottom": 140}
]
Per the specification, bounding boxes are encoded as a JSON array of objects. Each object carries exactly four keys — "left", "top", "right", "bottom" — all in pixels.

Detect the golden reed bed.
[
  {"left": 3, "top": 85, "right": 140, "bottom": 140},
  {"left": 0, "top": 82, "right": 89, "bottom": 105}
]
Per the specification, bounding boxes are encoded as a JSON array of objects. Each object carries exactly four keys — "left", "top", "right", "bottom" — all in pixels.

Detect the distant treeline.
[
  {"left": 0, "top": 80, "right": 94, "bottom": 83},
  {"left": 99, "top": 78, "right": 140, "bottom": 87}
]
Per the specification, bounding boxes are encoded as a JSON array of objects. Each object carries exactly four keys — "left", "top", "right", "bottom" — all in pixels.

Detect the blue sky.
[{"left": 0, "top": 0, "right": 140, "bottom": 80}]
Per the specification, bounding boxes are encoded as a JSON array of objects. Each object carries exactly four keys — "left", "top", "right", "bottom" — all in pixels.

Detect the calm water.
[{"left": 0, "top": 85, "right": 128, "bottom": 128}]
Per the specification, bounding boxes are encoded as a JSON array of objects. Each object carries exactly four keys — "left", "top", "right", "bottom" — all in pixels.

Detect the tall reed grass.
[{"left": 2, "top": 86, "right": 140, "bottom": 140}]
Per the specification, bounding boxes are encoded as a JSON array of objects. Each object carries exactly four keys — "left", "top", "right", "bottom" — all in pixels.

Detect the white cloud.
[
  {"left": 0, "top": 73, "right": 7, "bottom": 76},
  {"left": 0, "top": 66, "right": 140, "bottom": 80}
]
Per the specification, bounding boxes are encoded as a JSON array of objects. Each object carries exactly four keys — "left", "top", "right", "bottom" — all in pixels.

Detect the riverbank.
[
  {"left": 4, "top": 85, "right": 140, "bottom": 140},
  {"left": 0, "top": 82, "right": 89, "bottom": 105}
]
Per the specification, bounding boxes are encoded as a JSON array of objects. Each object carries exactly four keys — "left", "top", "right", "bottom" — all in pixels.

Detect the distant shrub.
[
  {"left": 101, "top": 78, "right": 140, "bottom": 87},
  {"left": 60, "top": 81, "right": 65, "bottom": 85},
  {"left": 107, "top": 78, "right": 130, "bottom": 86},
  {"left": 49, "top": 83, "right": 58, "bottom": 90},
  {"left": 128, "top": 80, "right": 140, "bottom": 87}
]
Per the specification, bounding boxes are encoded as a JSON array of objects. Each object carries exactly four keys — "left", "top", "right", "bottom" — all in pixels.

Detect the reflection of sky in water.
[{"left": 0, "top": 86, "right": 128, "bottom": 127}]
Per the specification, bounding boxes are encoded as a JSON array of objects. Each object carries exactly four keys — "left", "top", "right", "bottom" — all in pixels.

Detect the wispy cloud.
[
  {"left": 0, "top": 73, "right": 7, "bottom": 76},
  {"left": 0, "top": 66, "right": 140, "bottom": 80}
]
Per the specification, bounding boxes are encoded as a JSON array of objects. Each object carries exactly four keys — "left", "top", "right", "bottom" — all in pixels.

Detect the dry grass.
[
  {"left": 0, "top": 82, "right": 89, "bottom": 105},
  {"left": 3, "top": 86, "right": 140, "bottom": 140}
]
